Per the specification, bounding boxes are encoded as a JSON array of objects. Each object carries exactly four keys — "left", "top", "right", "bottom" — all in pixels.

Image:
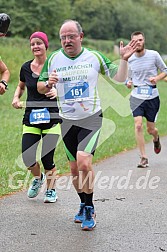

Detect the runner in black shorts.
[
  {"left": 126, "top": 31, "right": 167, "bottom": 168},
  {"left": 130, "top": 96, "right": 160, "bottom": 122},
  {"left": 38, "top": 20, "right": 139, "bottom": 230},
  {"left": 61, "top": 111, "right": 102, "bottom": 161},
  {"left": 12, "top": 32, "right": 61, "bottom": 203}
]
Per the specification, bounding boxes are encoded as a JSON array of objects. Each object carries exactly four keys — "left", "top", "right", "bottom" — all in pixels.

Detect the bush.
[{"left": 82, "top": 38, "right": 114, "bottom": 54}]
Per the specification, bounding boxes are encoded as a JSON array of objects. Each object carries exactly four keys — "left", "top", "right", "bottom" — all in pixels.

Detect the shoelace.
[
  {"left": 85, "top": 208, "right": 92, "bottom": 221},
  {"left": 45, "top": 190, "right": 54, "bottom": 197},
  {"left": 78, "top": 205, "right": 85, "bottom": 215},
  {"left": 31, "top": 179, "right": 40, "bottom": 190},
  {"left": 154, "top": 136, "right": 160, "bottom": 147},
  {"left": 154, "top": 141, "right": 160, "bottom": 148},
  {"left": 141, "top": 157, "right": 147, "bottom": 163}
]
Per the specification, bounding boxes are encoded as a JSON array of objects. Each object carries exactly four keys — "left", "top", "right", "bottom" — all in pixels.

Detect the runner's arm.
[
  {"left": 12, "top": 81, "right": 25, "bottom": 109},
  {"left": 0, "top": 59, "right": 10, "bottom": 83}
]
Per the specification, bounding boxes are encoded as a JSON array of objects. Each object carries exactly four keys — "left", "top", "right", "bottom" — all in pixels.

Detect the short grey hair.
[{"left": 62, "top": 19, "right": 83, "bottom": 33}]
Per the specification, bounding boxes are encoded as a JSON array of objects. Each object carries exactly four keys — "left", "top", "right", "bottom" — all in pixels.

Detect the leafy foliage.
[{"left": 1, "top": 0, "right": 167, "bottom": 52}]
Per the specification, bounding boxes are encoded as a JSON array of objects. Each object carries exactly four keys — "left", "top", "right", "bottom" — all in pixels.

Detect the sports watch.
[
  {"left": 0, "top": 80, "right": 8, "bottom": 89},
  {"left": 44, "top": 80, "right": 52, "bottom": 88}
]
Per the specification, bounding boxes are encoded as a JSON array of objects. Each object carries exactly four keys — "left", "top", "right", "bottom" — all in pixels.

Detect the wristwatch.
[
  {"left": 0, "top": 80, "right": 8, "bottom": 89},
  {"left": 44, "top": 80, "right": 52, "bottom": 89}
]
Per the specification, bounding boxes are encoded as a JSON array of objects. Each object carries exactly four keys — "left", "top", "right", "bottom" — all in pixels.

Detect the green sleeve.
[
  {"left": 86, "top": 48, "right": 118, "bottom": 78},
  {"left": 39, "top": 50, "right": 60, "bottom": 81},
  {"left": 38, "top": 58, "right": 49, "bottom": 82},
  {"left": 97, "top": 51, "right": 118, "bottom": 78}
]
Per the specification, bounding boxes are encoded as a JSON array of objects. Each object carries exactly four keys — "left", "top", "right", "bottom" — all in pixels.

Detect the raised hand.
[{"left": 120, "top": 40, "right": 139, "bottom": 61}]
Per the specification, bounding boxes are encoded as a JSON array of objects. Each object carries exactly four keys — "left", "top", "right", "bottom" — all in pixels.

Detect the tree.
[
  {"left": 72, "top": 0, "right": 118, "bottom": 40},
  {"left": 0, "top": 0, "right": 167, "bottom": 53},
  {"left": 0, "top": 0, "right": 72, "bottom": 40}
]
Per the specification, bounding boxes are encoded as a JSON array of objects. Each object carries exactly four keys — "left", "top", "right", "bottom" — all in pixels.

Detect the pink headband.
[{"left": 30, "top": 31, "right": 49, "bottom": 49}]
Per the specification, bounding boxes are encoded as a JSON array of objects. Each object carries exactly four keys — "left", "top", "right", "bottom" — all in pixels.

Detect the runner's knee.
[{"left": 135, "top": 123, "right": 143, "bottom": 132}]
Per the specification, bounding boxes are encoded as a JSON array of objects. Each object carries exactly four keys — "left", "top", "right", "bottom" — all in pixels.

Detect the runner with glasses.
[{"left": 37, "top": 19, "right": 139, "bottom": 231}]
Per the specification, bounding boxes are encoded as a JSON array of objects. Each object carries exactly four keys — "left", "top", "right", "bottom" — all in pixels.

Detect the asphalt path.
[{"left": 0, "top": 137, "right": 167, "bottom": 252}]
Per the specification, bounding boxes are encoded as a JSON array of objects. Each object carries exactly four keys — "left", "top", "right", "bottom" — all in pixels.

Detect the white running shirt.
[
  {"left": 39, "top": 47, "right": 118, "bottom": 120},
  {"left": 128, "top": 49, "right": 167, "bottom": 100}
]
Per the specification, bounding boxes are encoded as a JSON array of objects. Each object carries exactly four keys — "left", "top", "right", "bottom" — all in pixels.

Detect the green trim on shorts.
[
  {"left": 23, "top": 123, "right": 61, "bottom": 135},
  {"left": 64, "top": 143, "right": 76, "bottom": 161},
  {"left": 42, "top": 123, "right": 61, "bottom": 135},
  {"left": 84, "top": 129, "right": 101, "bottom": 153},
  {"left": 23, "top": 125, "right": 41, "bottom": 135}
]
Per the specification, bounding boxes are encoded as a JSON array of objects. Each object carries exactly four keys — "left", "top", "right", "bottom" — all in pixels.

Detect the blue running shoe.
[
  {"left": 27, "top": 173, "right": 46, "bottom": 198},
  {"left": 81, "top": 206, "right": 96, "bottom": 231},
  {"left": 44, "top": 189, "right": 58, "bottom": 203},
  {"left": 74, "top": 203, "right": 85, "bottom": 223}
]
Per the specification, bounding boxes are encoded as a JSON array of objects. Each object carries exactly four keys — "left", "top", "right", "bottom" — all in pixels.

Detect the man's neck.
[{"left": 135, "top": 49, "right": 146, "bottom": 57}]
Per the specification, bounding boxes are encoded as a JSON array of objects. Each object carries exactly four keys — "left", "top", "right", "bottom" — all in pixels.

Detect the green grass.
[{"left": 1, "top": 37, "right": 167, "bottom": 197}]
